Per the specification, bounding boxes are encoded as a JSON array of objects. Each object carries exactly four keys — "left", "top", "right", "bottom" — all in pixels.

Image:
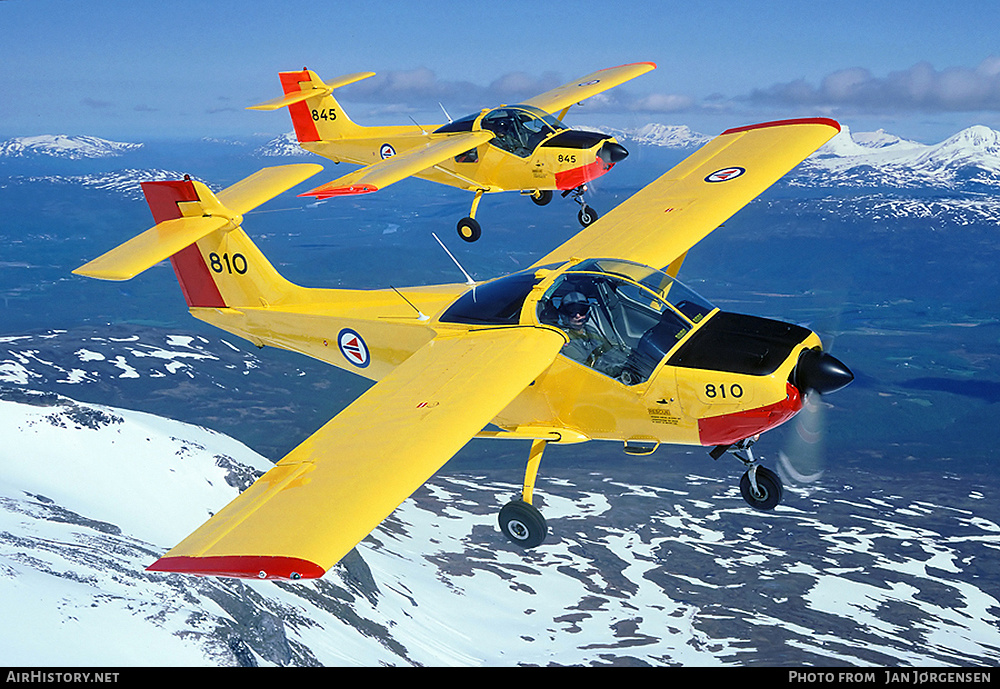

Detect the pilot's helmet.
[{"left": 559, "top": 291, "right": 590, "bottom": 318}]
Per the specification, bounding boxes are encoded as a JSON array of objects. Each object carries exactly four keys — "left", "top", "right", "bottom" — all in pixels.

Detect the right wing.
[
  {"left": 522, "top": 62, "right": 656, "bottom": 117},
  {"left": 147, "top": 325, "right": 564, "bottom": 580},
  {"left": 532, "top": 118, "right": 841, "bottom": 272},
  {"left": 300, "top": 130, "right": 494, "bottom": 198}
]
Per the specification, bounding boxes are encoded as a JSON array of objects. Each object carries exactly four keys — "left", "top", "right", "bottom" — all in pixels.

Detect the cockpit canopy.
[
  {"left": 439, "top": 259, "right": 717, "bottom": 386},
  {"left": 537, "top": 259, "right": 715, "bottom": 385},
  {"left": 434, "top": 105, "right": 568, "bottom": 157}
]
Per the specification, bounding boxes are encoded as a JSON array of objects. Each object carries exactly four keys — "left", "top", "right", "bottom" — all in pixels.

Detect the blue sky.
[{"left": 3, "top": 0, "right": 1000, "bottom": 143}]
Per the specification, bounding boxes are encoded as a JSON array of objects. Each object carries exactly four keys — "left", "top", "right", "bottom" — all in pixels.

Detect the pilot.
[{"left": 555, "top": 291, "right": 612, "bottom": 367}]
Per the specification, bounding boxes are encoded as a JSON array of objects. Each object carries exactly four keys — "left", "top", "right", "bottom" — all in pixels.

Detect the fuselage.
[
  {"left": 192, "top": 257, "right": 842, "bottom": 451},
  {"left": 302, "top": 104, "right": 624, "bottom": 193}
]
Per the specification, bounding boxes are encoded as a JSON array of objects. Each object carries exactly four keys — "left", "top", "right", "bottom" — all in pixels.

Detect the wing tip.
[
  {"left": 147, "top": 555, "right": 326, "bottom": 580},
  {"left": 299, "top": 184, "right": 378, "bottom": 199},
  {"left": 722, "top": 117, "right": 841, "bottom": 136}
]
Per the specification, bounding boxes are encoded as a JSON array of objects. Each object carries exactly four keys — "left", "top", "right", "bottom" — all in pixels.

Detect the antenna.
[
  {"left": 431, "top": 232, "right": 475, "bottom": 285},
  {"left": 390, "top": 285, "right": 429, "bottom": 321},
  {"left": 408, "top": 115, "right": 428, "bottom": 135},
  {"left": 439, "top": 102, "right": 453, "bottom": 123}
]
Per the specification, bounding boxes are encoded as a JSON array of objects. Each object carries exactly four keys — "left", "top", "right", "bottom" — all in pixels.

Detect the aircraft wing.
[
  {"left": 147, "top": 326, "right": 565, "bottom": 580},
  {"left": 532, "top": 118, "right": 841, "bottom": 271},
  {"left": 521, "top": 62, "right": 656, "bottom": 117},
  {"left": 301, "top": 130, "right": 494, "bottom": 198}
]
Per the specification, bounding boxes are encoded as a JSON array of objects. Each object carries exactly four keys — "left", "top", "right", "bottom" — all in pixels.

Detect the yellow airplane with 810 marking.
[
  {"left": 249, "top": 63, "right": 655, "bottom": 242},
  {"left": 74, "top": 116, "right": 853, "bottom": 581}
]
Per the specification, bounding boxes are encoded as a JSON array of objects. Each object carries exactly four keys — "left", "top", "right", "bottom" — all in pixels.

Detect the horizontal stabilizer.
[
  {"left": 74, "top": 164, "right": 323, "bottom": 282},
  {"left": 216, "top": 163, "right": 324, "bottom": 215},
  {"left": 73, "top": 215, "right": 229, "bottom": 281},
  {"left": 247, "top": 71, "right": 375, "bottom": 110}
]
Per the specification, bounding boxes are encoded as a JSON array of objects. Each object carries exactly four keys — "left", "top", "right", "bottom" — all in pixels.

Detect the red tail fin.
[
  {"left": 279, "top": 70, "right": 323, "bottom": 143},
  {"left": 140, "top": 180, "right": 226, "bottom": 308}
]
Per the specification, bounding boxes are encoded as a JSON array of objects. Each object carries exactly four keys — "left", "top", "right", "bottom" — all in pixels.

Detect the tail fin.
[
  {"left": 74, "top": 164, "right": 322, "bottom": 308},
  {"left": 248, "top": 69, "right": 374, "bottom": 143}
]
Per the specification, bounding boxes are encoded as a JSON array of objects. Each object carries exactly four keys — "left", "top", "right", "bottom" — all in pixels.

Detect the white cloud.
[{"left": 749, "top": 57, "right": 1000, "bottom": 113}]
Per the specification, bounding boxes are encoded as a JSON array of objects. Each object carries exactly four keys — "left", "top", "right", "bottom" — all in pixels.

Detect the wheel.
[
  {"left": 531, "top": 190, "right": 553, "bottom": 206},
  {"left": 457, "top": 217, "right": 481, "bottom": 242},
  {"left": 498, "top": 500, "right": 547, "bottom": 548},
  {"left": 739, "top": 466, "right": 783, "bottom": 511},
  {"left": 578, "top": 206, "right": 598, "bottom": 227}
]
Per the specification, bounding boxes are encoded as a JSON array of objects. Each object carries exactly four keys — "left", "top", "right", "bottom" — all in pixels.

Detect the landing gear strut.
[
  {"left": 457, "top": 189, "right": 485, "bottom": 243},
  {"left": 711, "top": 437, "right": 784, "bottom": 510},
  {"left": 562, "top": 185, "right": 599, "bottom": 227},
  {"left": 498, "top": 439, "right": 549, "bottom": 548}
]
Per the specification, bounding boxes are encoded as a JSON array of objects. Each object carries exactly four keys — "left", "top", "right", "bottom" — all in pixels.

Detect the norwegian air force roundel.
[
  {"left": 705, "top": 166, "right": 746, "bottom": 183},
  {"left": 338, "top": 328, "right": 370, "bottom": 368}
]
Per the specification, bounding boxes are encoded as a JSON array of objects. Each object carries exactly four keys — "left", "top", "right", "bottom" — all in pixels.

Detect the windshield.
[
  {"left": 571, "top": 259, "right": 715, "bottom": 324},
  {"left": 537, "top": 261, "right": 717, "bottom": 385},
  {"left": 480, "top": 106, "right": 566, "bottom": 157}
]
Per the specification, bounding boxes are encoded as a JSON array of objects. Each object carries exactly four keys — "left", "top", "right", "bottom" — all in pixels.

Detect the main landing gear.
[
  {"left": 710, "top": 437, "right": 784, "bottom": 510},
  {"left": 498, "top": 439, "right": 549, "bottom": 548},
  {"left": 457, "top": 185, "right": 600, "bottom": 243},
  {"left": 456, "top": 189, "right": 485, "bottom": 243}
]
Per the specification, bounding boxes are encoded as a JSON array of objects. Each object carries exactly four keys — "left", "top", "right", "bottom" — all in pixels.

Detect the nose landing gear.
[
  {"left": 711, "top": 437, "right": 784, "bottom": 510},
  {"left": 562, "top": 185, "right": 599, "bottom": 227}
]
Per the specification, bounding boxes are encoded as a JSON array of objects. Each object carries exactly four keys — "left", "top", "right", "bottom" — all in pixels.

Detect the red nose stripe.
[
  {"left": 555, "top": 158, "right": 614, "bottom": 190},
  {"left": 698, "top": 383, "right": 803, "bottom": 446}
]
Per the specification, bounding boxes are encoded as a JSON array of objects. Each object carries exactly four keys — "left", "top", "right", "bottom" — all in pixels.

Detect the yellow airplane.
[
  {"left": 248, "top": 63, "right": 656, "bottom": 242},
  {"left": 74, "top": 117, "right": 853, "bottom": 581}
]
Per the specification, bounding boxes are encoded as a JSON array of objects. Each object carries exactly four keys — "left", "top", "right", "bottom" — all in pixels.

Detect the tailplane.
[
  {"left": 248, "top": 69, "right": 373, "bottom": 143},
  {"left": 74, "top": 164, "right": 322, "bottom": 308}
]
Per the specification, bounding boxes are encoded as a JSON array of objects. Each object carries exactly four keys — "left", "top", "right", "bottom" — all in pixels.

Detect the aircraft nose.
[
  {"left": 791, "top": 348, "right": 854, "bottom": 396},
  {"left": 598, "top": 141, "right": 629, "bottom": 166}
]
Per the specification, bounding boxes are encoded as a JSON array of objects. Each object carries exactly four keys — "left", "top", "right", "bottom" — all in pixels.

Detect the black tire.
[
  {"left": 578, "top": 206, "right": 598, "bottom": 227},
  {"left": 457, "top": 217, "right": 481, "bottom": 242},
  {"left": 531, "top": 190, "right": 553, "bottom": 206},
  {"left": 740, "top": 466, "right": 783, "bottom": 511},
  {"left": 498, "top": 500, "right": 547, "bottom": 548}
]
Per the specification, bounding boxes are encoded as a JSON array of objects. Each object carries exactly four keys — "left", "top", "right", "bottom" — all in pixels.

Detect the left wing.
[
  {"left": 532, "top": 118, "right": 841, "bottom": 271},
  {"left": 522, "top": 62, "right": 656, "bottom": 117},
  {"left": 147, "top": 326, "right": 564, "bottom": 580},
  {"left": 301, "top": 130, "right": 494, "bottom": 198}
]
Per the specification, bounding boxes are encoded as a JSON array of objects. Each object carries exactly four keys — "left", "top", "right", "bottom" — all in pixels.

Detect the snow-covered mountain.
[
  {"left": 798, "top": 124, "right": 1000, "bottom": 189},
  {"left": 7, "top": 168, "right": 198, "bottom": 199},
  {"left": 2, "top": 322, "right": 1000, "bottom": 666},
  {"left": 255, "top": 133, "right": 313, "bottom": 157},
  {"left": 0, "top": 135, "right": 143, "bottom": 160},
  {"left": 581, "top": 123, "right": 712, "bottom": 148}
]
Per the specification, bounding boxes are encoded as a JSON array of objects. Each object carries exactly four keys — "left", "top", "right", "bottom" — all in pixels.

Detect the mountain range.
[
  {"left": 6, "top": 122, "right": 1000, "bottom": 190},
  {"left": 0, "top": 135, "right": 143, "bottom": 159}
]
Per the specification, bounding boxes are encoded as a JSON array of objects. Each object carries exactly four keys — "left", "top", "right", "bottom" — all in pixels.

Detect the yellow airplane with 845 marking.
[
  {"left": 248, "top": 63, "right": 655, "bottom": 242},
  {"left": 74, "top": 116, "right": 853, "bottom": 581}
]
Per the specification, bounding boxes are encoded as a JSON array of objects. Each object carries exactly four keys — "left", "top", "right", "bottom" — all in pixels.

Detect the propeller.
[
  {"left": 779, "top": 333, "right": 854, "bottom": 486},
  {"left": 790, "top": 348, "right": 854, "bottom": 396}
]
